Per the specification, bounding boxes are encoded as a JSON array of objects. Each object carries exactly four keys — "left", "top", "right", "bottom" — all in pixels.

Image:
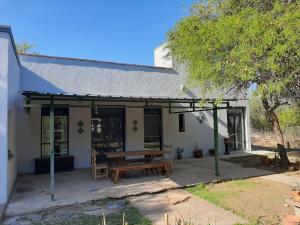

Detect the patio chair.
[
  {"left": 163, "top": 144, "right": 174, "bottom": 172},
  {"left": 92, "top": 149, "right": 108, "bottom": 180}
]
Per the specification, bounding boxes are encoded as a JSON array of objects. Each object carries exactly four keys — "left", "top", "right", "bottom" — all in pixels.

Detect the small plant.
[
  {"left": 193, "top": 144, "right": 203, "bottom": 158},
  {"left": 177, "top": 148, "right": 184, "bottom": 160},
  {"left": 208, "top": 149, "right": 215, "bottom": 156}
]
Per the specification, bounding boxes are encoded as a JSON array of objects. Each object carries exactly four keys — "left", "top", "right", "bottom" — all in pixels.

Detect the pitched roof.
[
  {"left": 19, "top": 53, "right": 175, "bottom": 72},
  {"left": 19, "top": 53, "right": 182, "bottom": 98}
]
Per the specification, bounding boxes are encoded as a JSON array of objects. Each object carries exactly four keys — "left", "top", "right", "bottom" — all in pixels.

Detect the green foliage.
[
  {"left": 250, "top": 93, "right": 273, "bottom": 131},
  {"left": 167, "top": 0, "right": 300, "bottom": 98},
  {"left": 278, "top": 106, "right": 300, "bottom": 128},
  {"left": 250, "top": 92, "right": 300, "bottom": 130},
  {"left": 186, "top": 183, "right": 229, "bottom": 205},
  {"left": 16, "top": 42, "right": 36, "bottom": 54}
]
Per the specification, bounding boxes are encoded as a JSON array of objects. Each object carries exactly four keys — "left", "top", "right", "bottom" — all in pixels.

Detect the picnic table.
[
  {"left": 103, "top": 150, "right": 163, "bottom": 160},
  {"left": 99, "top": 150, "right": 170, "bottom": 183}
]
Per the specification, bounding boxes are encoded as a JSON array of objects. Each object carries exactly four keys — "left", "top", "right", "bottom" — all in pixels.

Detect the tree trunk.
[{"left": 261, "top": 98, "right": 290, "bottom": 168}]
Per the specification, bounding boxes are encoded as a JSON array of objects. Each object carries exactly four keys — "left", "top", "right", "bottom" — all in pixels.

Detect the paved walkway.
[
  {"left": 261, "top": 173, "right": 300, "bottom": 186},
  {"left": 129, "top": 190, "right": 247, "bottom": 225},
  {"left": 6, "top": 158, "right": 272, "bottom": 218}
]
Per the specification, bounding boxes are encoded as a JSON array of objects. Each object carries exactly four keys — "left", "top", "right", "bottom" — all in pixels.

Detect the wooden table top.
[{"left": 100, "top": 150, "right": 163, "bottom": 158}]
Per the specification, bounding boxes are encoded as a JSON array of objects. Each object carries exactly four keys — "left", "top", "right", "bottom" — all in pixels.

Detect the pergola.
[{"left": 23, "top": 91, "right": 239, "bottom": 201}]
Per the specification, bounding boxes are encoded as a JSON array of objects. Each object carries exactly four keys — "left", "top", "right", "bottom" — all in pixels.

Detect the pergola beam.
[{"left": 213, "top": 104, "right": 220, "bottom": 176}]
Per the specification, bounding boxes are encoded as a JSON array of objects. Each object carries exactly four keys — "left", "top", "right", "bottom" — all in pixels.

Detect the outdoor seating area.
[
  {"left": 5, "top": 157, "right": 273, "bottom": 218},
  {"left": 92, "top": 146, "right": 173, "bottom": 183}
]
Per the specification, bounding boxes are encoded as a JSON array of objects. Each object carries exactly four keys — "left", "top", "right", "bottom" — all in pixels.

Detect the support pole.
[
  {"left": 213, "top": 104, "right": 220, "bottom": 176},
  {"left": 50, "top": 103, "right": 55, "bottom": 201}
]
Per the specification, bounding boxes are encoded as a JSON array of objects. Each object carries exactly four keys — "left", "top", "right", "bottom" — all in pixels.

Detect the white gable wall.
[
  {"left": 0, "top": 30, "right": 20, "bottom": 205},
  {"left": 0, "top": 32, "right": 9, "bottom": 205}
]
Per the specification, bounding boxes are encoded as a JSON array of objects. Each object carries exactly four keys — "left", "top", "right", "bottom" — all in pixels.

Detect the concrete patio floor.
[{"left": 5, "top": 157, "right": 273, "bottom": 218}]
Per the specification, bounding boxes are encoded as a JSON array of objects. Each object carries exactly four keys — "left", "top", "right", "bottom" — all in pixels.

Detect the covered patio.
[
  {"left": 22, "top": 91, "right": 239, "bottom": 200},
  {"left": 5, "top": 158, "right": 272, "bottom": 218}
]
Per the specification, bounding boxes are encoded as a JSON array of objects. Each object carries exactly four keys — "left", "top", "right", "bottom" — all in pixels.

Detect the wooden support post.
[
  {"left": 50, "top": 102, "right": 55, "bottom": 201},
  {"left": 213, "top": 104, "right": 220, "bottom": 176}
]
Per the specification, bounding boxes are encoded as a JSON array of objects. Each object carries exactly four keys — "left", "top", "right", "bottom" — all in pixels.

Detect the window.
[
  {"left": 179, "top": 114, "right": 185, "bottom": 132},
  {"left": 41, "top": 107, "right": 69, "bottom": 158},
  {"left": 144, "top": 108, "right": 162, "bottom": 149}
]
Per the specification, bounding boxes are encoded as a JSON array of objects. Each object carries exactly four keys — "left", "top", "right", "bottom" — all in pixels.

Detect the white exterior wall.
[
  {"left": 0, "top": 31, "right": 20, "bottom": 204},
  {"left": 69, "top": 108, "right": 91, "bottom": 168},
  {"left": 162, "top": 108, "right": 227, "bottom": 157},
  {"left": 126, "top": 108, "right": 144, "bottom": 151},
  {"left": 154, "top": 43, "right": 173, "bottom": 68},
  {"left": 6, "top": 34, "right": 20, "bottom": 201},
  {"left": 17, "top": 102, "right": 235, "bottom": 173},
  {"left": 0, "top": 32, "right": 9, "bottom": 204}
]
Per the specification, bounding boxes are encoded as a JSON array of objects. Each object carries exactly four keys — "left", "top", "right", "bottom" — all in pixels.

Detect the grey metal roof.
[
  {"left": 20, "top": 53, "right": 175, "bottom": 71},
  {"left": 19, "top": 53, "right": 183, "bottom": 98}
]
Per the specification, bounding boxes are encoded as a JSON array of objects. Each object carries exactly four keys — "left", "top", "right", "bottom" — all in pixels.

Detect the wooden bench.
[{"left": 110, "top": 161, "right": 171, "bottom": 184}]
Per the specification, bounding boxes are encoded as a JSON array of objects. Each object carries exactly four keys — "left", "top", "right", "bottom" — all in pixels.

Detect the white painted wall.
[
  {"left": 162, "top": 107, "right": 227, "bottom": 158},
  {"left": 0, "top": 30, "right": 20, "bottom": 204},
  {"left": 0, "top": 32, "right": 9, "bottom": 205},
  {"left": 126, "top": 108, "right": 144, "bottom": 151},
  {"left": 17, "top": 100, "right": 237, "bottom": 173},
  {"left": 6, "top": 32, "right": 20, "bottom": 201},
  {"left": 154, "top": 43, "right": 173, "bottom": 68},
  {"left": 69, "top": 107, "right": 91, "bottom": 168}
]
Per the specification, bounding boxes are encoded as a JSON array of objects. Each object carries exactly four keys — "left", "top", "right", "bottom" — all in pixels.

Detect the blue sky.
[{"left": 0, "top": 0, "right": 196, "bottom": 65}]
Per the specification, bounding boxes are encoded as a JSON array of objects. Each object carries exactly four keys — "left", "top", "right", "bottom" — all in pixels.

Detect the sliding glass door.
[
  {"left": 91, "top": 108, "right": 125, "bottom": 156},
  {"left": 144, "top": 108, "right": 162, "bottom": 150},
  {"left": 227, "top": 107, "right": 246, "bottom": 150}
]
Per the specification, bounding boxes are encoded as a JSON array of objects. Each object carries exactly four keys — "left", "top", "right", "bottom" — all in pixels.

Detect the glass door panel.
[
  {"left": 227, "top": 107, "right": 245, "bottom": 150},
  {"left": 144, "top": 108, "right": 162, "bottom": 150},
  {"left": 91, "top": 108, "right": 125, "bottom": 160}
]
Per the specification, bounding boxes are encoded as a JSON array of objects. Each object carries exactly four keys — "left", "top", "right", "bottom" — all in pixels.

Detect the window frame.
[
  {"left": 40, "top": 107, "right": 69, "bottom": 158},
  {"left": 144, "top": 108, "right": 162, "bottom": 150},
  {"left": 179, "top": 113, "right": 185, "bottom": 132}
]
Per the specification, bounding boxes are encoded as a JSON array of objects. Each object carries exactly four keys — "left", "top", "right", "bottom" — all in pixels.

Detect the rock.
[
  {"left": 291, "top": 191, "right": 300, "bottom": 198},
  {"left": 282, "top": 214, "right": 300, "bottom": 225}
]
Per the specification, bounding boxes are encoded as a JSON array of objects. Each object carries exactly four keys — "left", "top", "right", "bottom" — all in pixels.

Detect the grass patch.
[
  {"left": 186, "top": 178, "right": 293, "bottom": 225},
  {"left": 187, "top": 183, "right": 230, "bottom": 205}
]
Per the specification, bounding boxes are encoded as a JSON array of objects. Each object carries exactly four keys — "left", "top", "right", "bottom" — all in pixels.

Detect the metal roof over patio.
[
  {"left": 22, "top": 91, "right": 239, "bottom": 114},
  {"left": 22, "top": 90, "right": 239, "bottom": 201}
]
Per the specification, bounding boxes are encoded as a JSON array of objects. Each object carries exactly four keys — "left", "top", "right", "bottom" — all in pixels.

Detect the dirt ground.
[
  {"left": 187, "top": 177, "right": 294, "bottom": 225},
  {"left": 285, "top": 170, "right": 300, "bottom": 179}
]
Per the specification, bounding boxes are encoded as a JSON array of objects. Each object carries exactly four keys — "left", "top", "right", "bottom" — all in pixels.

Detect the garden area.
[{"left": 187, "top": 178, "right": 293, "bottom": 225}]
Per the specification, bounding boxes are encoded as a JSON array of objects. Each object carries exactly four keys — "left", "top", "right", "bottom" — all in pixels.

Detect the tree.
[
  {"left": 250, "top": 93, "right": 273, "bottom": 131},
  {"left": 16, "top": 42, "right": 36, "bottom": 54},
  {"left": 167, "top": 0, "right": 300, "bottom": 167},
  {"left": 250, "top": 92, "right": 300, "bottom": 131}
]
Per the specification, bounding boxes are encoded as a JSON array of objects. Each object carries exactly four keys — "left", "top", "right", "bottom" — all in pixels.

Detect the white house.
[{"left": 0, "top": 26, "right": 251, "bottom": 214}]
